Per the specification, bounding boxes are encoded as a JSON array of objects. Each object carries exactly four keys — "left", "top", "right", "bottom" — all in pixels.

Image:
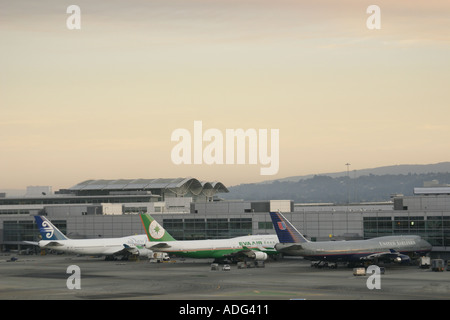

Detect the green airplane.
[{"left": 140, "top": 213, "right": 278, "bottom": 262}]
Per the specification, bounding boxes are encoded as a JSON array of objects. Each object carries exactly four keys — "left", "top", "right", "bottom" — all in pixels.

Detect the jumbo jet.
[
  {"left": 27, "top": 216, "right": 151, "bottom": 260},
  {"left": 269, "top": 211, "right": 432, "bottom": 267},
  {"left": 140, "top": 213, "right": 278, "bottom": 262}
]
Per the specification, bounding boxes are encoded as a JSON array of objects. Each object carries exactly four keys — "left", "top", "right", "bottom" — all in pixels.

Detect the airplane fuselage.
[
  {"left": 276, "top": 235, "right": 432, "bottom": 262},
  {"left": 149, "top": 235, "right": 278, "bottom": 259},
  {"left": 39, "top": 234, "right": 149, "bottom": 256}
]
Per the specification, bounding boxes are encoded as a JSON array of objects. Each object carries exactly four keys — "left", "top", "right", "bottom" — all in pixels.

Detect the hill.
[{"left": 224, "top": 162, "right": 450, "bottom": 203}]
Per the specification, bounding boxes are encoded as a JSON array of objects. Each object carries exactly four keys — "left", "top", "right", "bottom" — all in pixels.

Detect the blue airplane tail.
[
  {"left": 269, "top": 211, "right": 309, "bottom": 244},
  {"left": 34, "top": 216, "right": 68, "bottom": 241}
]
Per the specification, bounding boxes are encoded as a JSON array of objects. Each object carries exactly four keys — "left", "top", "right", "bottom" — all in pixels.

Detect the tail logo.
[
  {"left": 277, "top": 221, "right": 287, "bottom": 231},
  {"left": 149, "top": 220, "right": 165, "bottom": 240},
  {"left": 41, "top": 220, "right": 54, "bottom": 239}
]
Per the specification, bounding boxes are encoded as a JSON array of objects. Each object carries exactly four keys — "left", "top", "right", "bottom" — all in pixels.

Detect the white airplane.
[
  {"left": 28, "top": 215, "right": 151, "bottom": 260},
  {"left": 140, "top": 213, "right": 278, "bottom": 262}
]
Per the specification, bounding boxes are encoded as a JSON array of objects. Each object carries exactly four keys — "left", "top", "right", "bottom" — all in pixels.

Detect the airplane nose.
[{"left": 423, "top": 239, "right": 432, "bottom": 251}]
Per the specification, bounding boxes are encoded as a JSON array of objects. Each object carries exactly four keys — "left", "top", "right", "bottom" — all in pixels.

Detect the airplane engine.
[
  {"left": 251, "top": 251, "right": 268, "bottom": 261},
  {"left": 394, "top": 254, "right": 411, "bottom": 264}
]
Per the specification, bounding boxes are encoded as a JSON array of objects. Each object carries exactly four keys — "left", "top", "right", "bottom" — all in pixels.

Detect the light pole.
[
  {"left": 345, "top": 163, "right": 351, "bottom": 205},
  {"left": 345, "top": 163, "right": 351, "bottom": 234}
]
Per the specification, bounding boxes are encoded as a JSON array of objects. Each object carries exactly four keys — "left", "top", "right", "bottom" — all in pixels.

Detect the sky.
[{"left": 1, "top": 0, "right": 450, "bottom": 190}]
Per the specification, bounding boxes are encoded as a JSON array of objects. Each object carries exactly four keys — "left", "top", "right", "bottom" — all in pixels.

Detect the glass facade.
[
  {"left": 363, "top": 215, "right": 450, "bottom": 246},
  {"left": 2, "top": 208, "right": 450, "bottom": 254},
  {"left": 258, "top": 221, "right": 274, "bottom": 230},
  {"left": 163, "top": 217, "right": 252, "bottom": 240},
  {"left": 206, "top": 219, "right": 229, "bottom": 239},
  {"left": 0, "top": 195, "right": 156, "bottom": 207},
  {"left": 3, "top": 220, "right": 66, "bottom": 243}
]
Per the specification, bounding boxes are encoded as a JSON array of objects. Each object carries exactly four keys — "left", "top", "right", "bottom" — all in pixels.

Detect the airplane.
[
  {"left": 140, "top": 213, "right": 278, "bottom": 263},
  {"left": 27, "top": 215, "right": 151, "bottom": 260},
  {"left": 269, "top": 211, "right": 432, "bottom": 268}
]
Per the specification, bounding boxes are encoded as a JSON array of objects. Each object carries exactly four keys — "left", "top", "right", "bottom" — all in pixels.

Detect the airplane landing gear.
[{"left": 311, "top": 261, "right": 337, "bottom": 269}]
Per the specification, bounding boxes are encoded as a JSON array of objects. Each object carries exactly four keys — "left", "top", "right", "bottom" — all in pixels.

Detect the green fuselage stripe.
[{"left": 164, "top": 248, "right": 277, "bottom": 259}]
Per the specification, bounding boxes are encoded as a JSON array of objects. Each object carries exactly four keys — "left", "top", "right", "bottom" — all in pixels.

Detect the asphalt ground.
[{"left": 0, "top": 254, "right": 449, "bottom": 301}]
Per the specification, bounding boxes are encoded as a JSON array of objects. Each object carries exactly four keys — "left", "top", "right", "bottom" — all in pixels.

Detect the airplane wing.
[
  {"left": 41, "top": 241, "right": 64, "bottom": 247},
  {"left": 361, "top": 249, "right": 410, "bottom": 263},
  {"left": 225, "top": 247, "right": 268, "bottom": 260},
  {"left": 23, "top": 241, "right": 39, "bottom": 246},
  {"left": 146, "top": 243, "right": 171, "bottom": 250},
  {"left": 274, "top": 244, "right": 303, "bottom": 252},
  {"left": 226, "top": 247, "right": 253, "bottom": 257},
  {"left": 121, "top": 244, "right": 152, "bottom": 257},
  {"left": 122, "top": 244, "right": 139, "bottom": 255},
  {"left": 102, "top": 244, "right": 143, "bottom": 256}
]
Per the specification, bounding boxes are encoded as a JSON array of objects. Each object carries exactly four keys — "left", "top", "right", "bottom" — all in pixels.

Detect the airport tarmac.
[{"left": 0, "top": 254, "right": 449, "bottom": 300}]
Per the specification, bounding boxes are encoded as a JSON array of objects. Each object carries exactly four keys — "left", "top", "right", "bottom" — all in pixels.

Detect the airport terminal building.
[{"left": 1, "top": 177, "right": 450, "bottom": 259}]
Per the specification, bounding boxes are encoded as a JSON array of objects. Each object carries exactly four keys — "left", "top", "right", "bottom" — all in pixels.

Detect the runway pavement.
[{"left": 0, "top": 253, "right": 449, "bottom": 300}]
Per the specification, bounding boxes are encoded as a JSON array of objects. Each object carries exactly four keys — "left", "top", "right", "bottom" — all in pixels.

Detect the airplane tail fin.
[
  {"left": 34, "top": 216, "right": 69, "bottom": 241},
  {"left": 140, "top": 214, "right": 176, "bottom": 242},
  {"left": 270, "top": 211, "right": 309, "bottom": 244}
]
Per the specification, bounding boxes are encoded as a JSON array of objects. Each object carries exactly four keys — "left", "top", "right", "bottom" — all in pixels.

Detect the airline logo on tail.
[
  {"left": 277, "top": 221, "right": 287, "bottom": 231},
  {"left": 270, "top": 211, "right": 309, "bottom": 244},
  {"left": 140, "top": 213, "right": 176, "bottom": 242},
  {"left": 149, "top": 220, "right": 165, "bottom": 240},
  {"left": 41, "top": 220, "right": 55, "bottom": 239},
  {"left": 34, "top": 216, "right": 68, "bottom": 241}
]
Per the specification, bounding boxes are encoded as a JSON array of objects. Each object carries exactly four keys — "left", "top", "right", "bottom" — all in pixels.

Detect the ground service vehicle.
[{"left": 431, "top": 259, "right": 444, "bottom": 272}]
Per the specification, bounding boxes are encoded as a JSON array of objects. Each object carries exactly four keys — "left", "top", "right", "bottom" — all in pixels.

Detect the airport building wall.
[
  {"left": 396, "top": 195, "right": 450, "bottom": 211},
  {"left": 4, "top": 207, "right": 450, "bottom": 258},
  {"left": 1, "top": 182, "right": 450, "bottom": 258},
  {"left": 2, "top": 212, "right": 450, "bottom": 259}
]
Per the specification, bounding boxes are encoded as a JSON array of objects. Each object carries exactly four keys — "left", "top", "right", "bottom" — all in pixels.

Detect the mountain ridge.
[
  {"left": 224, "top": 162, "right": 450, "bottom": 203},
  {"left": 260, "top": 162, "right": 450, "bottom": 184}
]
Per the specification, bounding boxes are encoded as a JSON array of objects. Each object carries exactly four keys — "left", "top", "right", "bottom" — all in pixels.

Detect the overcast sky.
[{"left": 1, "top": 0, "right": 450, "bottom": 189}]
